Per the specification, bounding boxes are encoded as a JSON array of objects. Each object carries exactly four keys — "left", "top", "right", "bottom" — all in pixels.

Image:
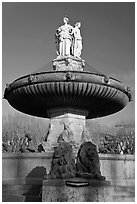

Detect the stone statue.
[
  {"left": 76, "top": 141, "right": 105, "bottom": 180},
  {"left": 55, "top": 16, "right": 74, "bottom": 57},
  {"left": 45, "top": 141, "right": 76, "bottom": 179},
  {"left": 72, "top": 22, "right": 82, "bottom": 58},
  {"left": 53, "top": 17, "right": 85, "bottom": 71}
]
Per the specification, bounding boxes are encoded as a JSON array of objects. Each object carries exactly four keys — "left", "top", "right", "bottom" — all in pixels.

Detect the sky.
[{"left": 2, "top": 2, "right": 135, "bottom": 127}]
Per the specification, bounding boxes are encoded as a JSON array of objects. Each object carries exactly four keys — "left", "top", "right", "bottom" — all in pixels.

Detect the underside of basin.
[{"left": 4, "top": 70, "right": 131, "bottom": 119}]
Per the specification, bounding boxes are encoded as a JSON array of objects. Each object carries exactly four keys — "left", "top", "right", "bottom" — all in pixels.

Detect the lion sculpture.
[
  {"left": 46, "top": 141, "right": 76, "bottom": 179},
  {"left": 76, "top": 141, "right": 105, "bottom": 180}
]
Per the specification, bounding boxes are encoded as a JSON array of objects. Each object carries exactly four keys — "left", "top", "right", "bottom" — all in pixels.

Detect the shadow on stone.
[{"left": 23, "top": 166, "right": 47, "bottom": 202}]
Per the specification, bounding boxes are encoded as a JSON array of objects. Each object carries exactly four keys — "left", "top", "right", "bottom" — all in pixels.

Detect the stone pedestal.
[
  {"left": 43, "top": 108, "right": 89, "bottom": 152},
  {"left": 42, "top": 178, "right": 113, "bottom": 202},
  {"left": 42, "top": 178, "right": 134, "bottom": 202},
  {"left": 52, "top": 56, "right": 85, "bottom": 71}
]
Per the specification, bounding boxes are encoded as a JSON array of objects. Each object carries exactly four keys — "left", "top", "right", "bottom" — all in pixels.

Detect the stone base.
[
  {"left": 52, "top": 56, "right": 85, "bottom": 71},
  {"left": 42, "top": 178, "right": 134, "bottom": 202}
]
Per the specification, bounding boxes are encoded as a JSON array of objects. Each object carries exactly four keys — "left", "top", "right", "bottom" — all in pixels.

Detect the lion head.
[
  {"left": 53, "top": 141, "right": 74, "bottom": 164},
  {"left": 77, "top": 142, "right": 99, "bottom": 167},
  {"left": 76, "top": 141, "right": 105, "bottom": 180}
]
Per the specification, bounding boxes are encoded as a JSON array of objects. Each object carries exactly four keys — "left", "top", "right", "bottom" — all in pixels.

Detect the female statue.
[
  {"left": 73, "top": 22, "right": 82, "bottom": 58},
  {"left": 55, "top": 17, "right": 74, "bottom": 57}
]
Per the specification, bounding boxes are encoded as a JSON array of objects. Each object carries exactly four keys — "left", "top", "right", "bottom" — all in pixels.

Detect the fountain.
[{"left": 4, "top": 16, "right": 132, "bottom": 201}]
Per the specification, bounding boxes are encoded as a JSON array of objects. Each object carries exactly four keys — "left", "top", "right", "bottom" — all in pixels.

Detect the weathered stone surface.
[
  {"left": 42, "top": 178, "right": 134, "bottom": 202},
  {"left": 44, "top": 108, "right": 89, "bottom": 152},
  {"left": 45, "top": 142, "right": 76, "bottom": 179},
  {"left": 52, "top": 56, "right": 85, "bottom": 71}
]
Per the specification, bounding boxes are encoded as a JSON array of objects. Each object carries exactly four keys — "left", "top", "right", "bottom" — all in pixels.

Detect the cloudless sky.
[{"left": 2, "top": 2, "right": 135, "bottom": 126}]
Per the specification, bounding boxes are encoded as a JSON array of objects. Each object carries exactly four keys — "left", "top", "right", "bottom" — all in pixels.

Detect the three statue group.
[{"left": 55, "top": 16, "right": 82, "bottom": 59}]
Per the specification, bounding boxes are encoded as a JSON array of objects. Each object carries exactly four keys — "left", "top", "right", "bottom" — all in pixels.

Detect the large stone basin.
[{"left": 4, "top": 70, "right": 131, "bottom": 119}]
